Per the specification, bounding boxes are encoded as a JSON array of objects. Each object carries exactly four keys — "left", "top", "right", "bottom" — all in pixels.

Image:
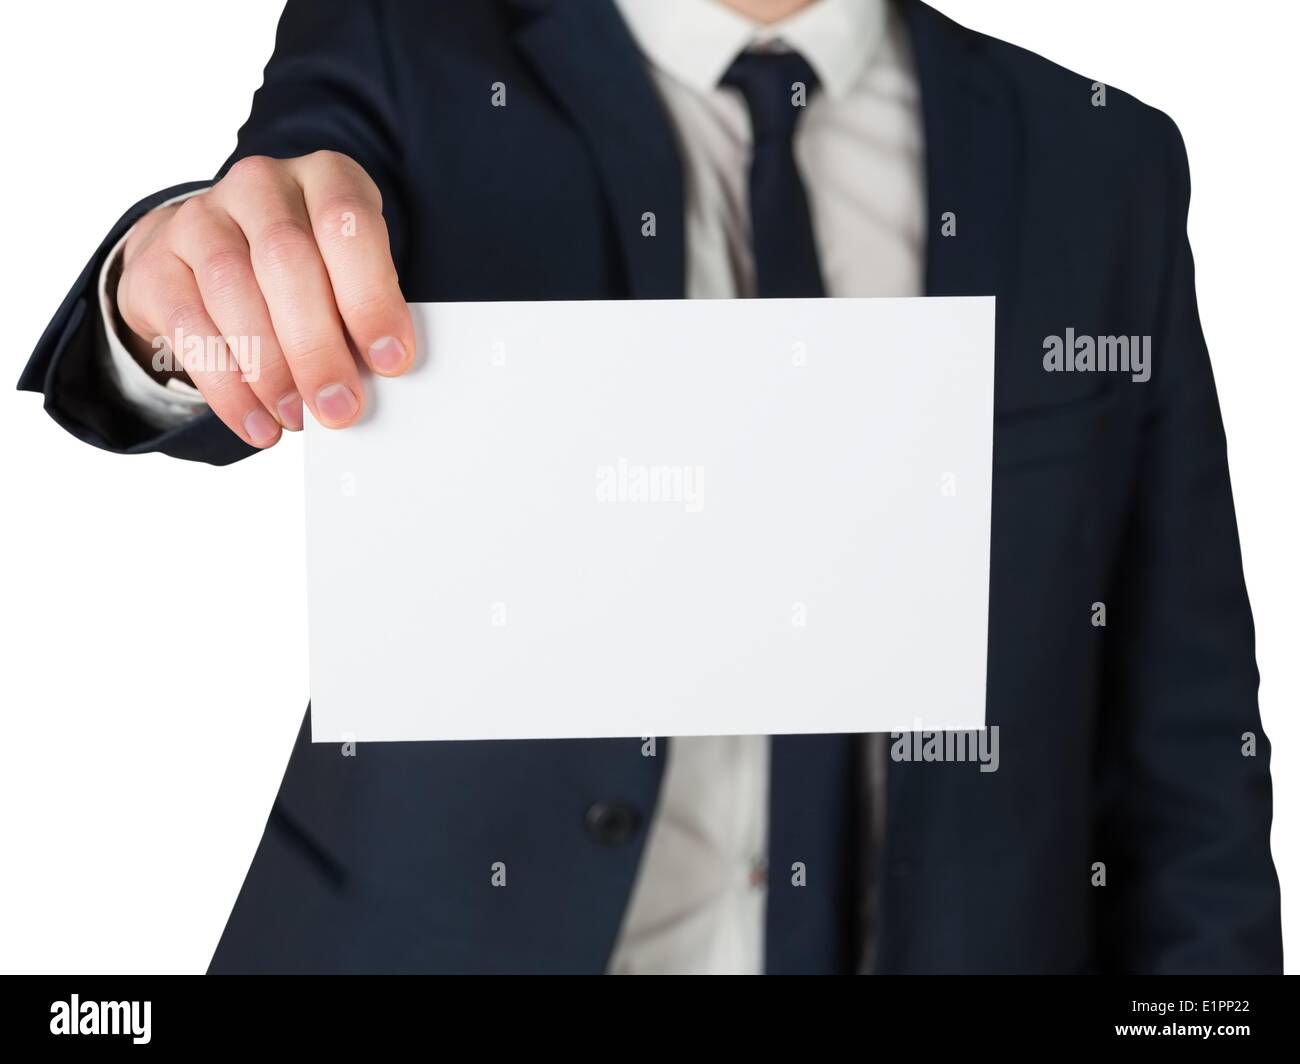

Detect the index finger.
[{"left": 294, "top": 152, "right": 416, "bottom": 377}]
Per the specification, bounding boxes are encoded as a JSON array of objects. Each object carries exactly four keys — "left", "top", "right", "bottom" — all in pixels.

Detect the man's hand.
[{"left": 116, "top": 151, "right": 415, "bottom": 447}]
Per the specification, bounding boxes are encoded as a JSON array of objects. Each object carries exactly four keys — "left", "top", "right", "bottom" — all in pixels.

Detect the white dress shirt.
[{"left": 100, "top": 0, "right": 923, "bottom": 975}]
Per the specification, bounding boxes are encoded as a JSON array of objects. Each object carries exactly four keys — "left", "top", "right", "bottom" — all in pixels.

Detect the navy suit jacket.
[{"left": 18, "top": 0, "right": 1281, "bottom": 973}]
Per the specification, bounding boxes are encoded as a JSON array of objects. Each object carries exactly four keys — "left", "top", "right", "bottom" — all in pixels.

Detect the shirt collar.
[{"left": 612, "top": 0, "right": 886, "bottom": 101}]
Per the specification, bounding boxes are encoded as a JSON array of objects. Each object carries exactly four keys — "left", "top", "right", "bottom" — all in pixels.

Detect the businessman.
[{"left": 18, "top": 0, "right": 1281, "bottom": 973}]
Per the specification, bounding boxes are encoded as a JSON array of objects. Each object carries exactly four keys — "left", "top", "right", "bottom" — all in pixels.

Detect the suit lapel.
[
  {"left": 885, "top": 0, "right": 1024, "bottom": 862},
  {"left": 507, "top": 0, "right": 686, "bottom": 299},
  {"left": 906, "top": 0, "right": 1023, "bottom": 303},
  {"left": 904, "top": 0, "right": 1024, "bottom": 303}
]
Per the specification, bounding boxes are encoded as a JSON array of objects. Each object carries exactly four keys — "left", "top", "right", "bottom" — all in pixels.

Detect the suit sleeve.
[
  {"left": 1096, "top": 113, "right": 1281, "bottom": 973},
  {"left": 16, "top": 0, "right": 408, "bottom": 465}
]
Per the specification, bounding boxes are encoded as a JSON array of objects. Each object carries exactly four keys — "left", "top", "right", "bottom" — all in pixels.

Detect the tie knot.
[{"left": 721, "top": 50, "right": 820, "bottom": 142}]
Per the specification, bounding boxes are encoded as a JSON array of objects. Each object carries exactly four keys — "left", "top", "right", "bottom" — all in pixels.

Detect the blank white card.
[{"left": 305, "top": 298, "right": 995, "bottom": 742}]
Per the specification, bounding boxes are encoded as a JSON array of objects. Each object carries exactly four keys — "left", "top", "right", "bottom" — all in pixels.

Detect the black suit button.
[{"left": 585, "top": 800, "right": 642, "bottom": 845}]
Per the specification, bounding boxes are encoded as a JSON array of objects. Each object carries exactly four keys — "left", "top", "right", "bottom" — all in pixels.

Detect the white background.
[{"left": 0, "top": 1, "right": 1295, "bottom": 972}]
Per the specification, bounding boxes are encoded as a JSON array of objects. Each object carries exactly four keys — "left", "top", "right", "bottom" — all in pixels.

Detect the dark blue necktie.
[
  {"left": 721, "top": 51, "right": 826, "bottom": 298},
  {"left": 723, "top": 50, "right": 859, "bottom": 974}
]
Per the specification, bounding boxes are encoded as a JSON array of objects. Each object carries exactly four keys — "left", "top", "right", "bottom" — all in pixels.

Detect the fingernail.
[
  {"left": 276, "top": 391, "right": 304, "bottom": 431},
  {"left": 315, "top": 383, "right": 359, "bottom": 425},
  {"left": 368, "top": 335, "right": 407, "bottom": 374},
  {"left": 244, "top": 408, "right": 280, "bottom": 447}
]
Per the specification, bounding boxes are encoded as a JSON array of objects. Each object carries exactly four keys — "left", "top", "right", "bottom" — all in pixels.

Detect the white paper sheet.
[{"left": 305, "top": 298, "right": 995, "bottom": 742}]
